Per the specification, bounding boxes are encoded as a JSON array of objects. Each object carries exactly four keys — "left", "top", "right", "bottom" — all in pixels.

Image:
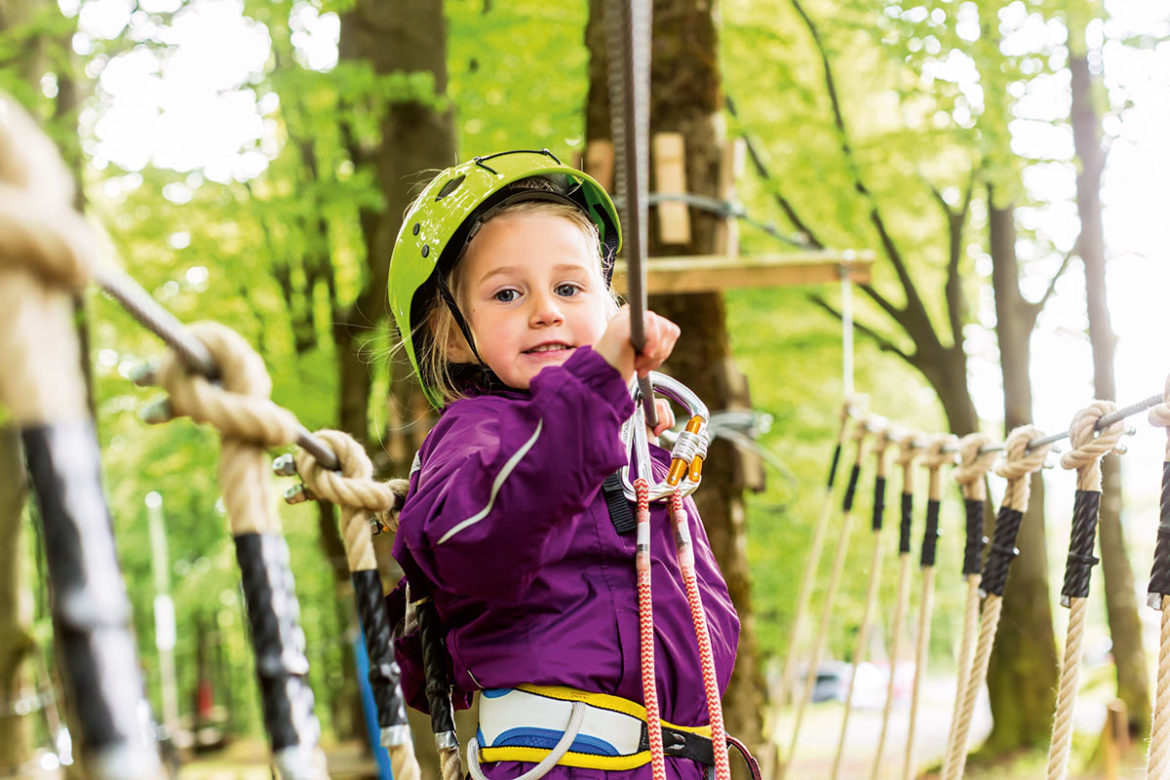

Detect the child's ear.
[{"left": 445, "top": 326, "right": 476, "bottom": 363}]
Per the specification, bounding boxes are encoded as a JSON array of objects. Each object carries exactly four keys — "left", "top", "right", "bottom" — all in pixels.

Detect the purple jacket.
[{"left": 390, "top": 347, "right": 739, "bottom": 779}]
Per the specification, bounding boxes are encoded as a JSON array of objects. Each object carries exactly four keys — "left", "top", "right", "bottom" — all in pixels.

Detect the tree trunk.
[
  {"left": 585, "top": 0, "right": 764, "bottom": 760},
  {"left": 1068, "top": 8, "right": 1150, "bottom": 737},
  {"left": 983, "top": 194, "right": 1058, "bottom": 751},
  {"left": 0, "top": 428, "right": 34, "bottom": 772}
]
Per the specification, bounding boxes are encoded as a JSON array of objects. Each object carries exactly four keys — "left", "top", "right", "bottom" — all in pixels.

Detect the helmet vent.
[{"left": 435, "top": 175, "right": 466, "bottom": 200}]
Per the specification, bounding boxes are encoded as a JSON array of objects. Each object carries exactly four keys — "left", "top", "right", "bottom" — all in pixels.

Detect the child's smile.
[{"left": 448, "top": 211, "right": 612, "bottom": 390}]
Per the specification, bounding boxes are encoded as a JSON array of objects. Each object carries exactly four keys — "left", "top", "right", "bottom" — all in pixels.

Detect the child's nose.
[{"left": 529, "top": 292, "right": 564, "bottom": 326}]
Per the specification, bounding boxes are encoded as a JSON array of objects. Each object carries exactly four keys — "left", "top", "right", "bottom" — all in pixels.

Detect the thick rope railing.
[
  {"left": 1045, "top": 401, "right": 1124, "bottom": 780},
  {"left": 830, "top": 427, "right": 893, "bottom": 779},
  {"left": 940, "top": 432, "right": 997, "bottom": 779},
  {"left": 1146, "top": 376, "right": 1170, "bottom": 778},
  {"left": 869, "top": 430, "right": 921, "bottom": 780},
  {"left": 293, "top": 432, "right": 421, "bottom": 780},
  {"left": 902, "top": 434, "right": 957, "bottom": 780},
  {"left": 945, "top": 425, "right": 1052, "bottom": 780},
  {"left": 765, "top": 400, "right": 857, "bottom": 779},
  {"left": 150, "top": 322, "right": 328, "bottom": 779},
  {"left": 780, "top": 418, "right": 871, "bottom": 779},
  {"left": 0, "top": 92, "right": 164, "bottom": 779}
]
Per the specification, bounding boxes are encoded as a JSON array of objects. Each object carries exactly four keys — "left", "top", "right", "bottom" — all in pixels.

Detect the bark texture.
[{"left": 1068, "top": 10, "right": 1149, "bottom": 737}]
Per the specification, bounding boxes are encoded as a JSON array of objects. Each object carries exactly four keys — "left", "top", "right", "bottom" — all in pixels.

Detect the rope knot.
[
  {"left": 994, "top": 425, "right": 1051, "bottom": 513},
  {"left": 0, "top": 93, "right": 95, "bottom": 289},
  {"left": 920, "top": 434, "right": 957, "bottom": 471},
  {"left": 294, "top": 429, "right": 400, "bottom": 514},
  {"left": 953, "top": 432, "right": 997, "bottom": 501},
  {"left": 156, "top": 322, "right": 301, "bottom": 448},
  {"left": 1149, "top": 373, "right": 1170, "bottom": 431},
  {"left": 1060, "top": 400, "right": 1124, "bottom": 491},
  {"left": 894, "top": 431, "right": 921, "bottom": 467}
]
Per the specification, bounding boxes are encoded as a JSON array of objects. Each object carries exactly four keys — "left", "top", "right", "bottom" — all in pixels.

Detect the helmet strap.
[{"left": 436, "top": 277, "right": 509, "bottom": 392}]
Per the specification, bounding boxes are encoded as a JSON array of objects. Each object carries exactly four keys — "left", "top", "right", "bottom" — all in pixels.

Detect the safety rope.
[
  {"left": 902, "top": 434, "right": 957, "bottom": 780},
  {"left": 869, "top": 430, "right": 921, "bottom": 780},
  {"left": 671, "top": 490, "right": 731, "bottom": 780},
  {"left": 945, "top": 425, "right": 1052, "bottom": 780},
  {"left": 781, "top": 418, "right": 871, "bottom": 779},
  {"left": 150, "top": 322, "right": 328, "bottom": 779},
  {"left": 940, "top": 432, "right": 997, "bottom": 780},
  {"left": 293, "top": 431, "right": 421, "bottom": 780},
  {"left": 1146, "top": 377, "right": 1170, "bottom": 778},
  {"left": 830, "top": 427, "right": 893, "bottom": 780},
  {"left": 1044, "top": 401, "right": 1124, "bottom": 780},
  {"left": 0, "top": 92, "right": 164, "bottom": 779},
  {"left": 635, "top": 477, "right": 668, "bottom": 780}
]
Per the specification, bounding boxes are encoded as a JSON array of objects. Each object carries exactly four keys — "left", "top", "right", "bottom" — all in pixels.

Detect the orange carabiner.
[{"left": 668, "top": 416, "right": 705, "bottom": 486}]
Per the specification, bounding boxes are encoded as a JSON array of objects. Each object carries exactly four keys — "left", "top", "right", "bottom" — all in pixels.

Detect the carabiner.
[{"left": 619, "top": 372, "right": 709, "bottom": 502}]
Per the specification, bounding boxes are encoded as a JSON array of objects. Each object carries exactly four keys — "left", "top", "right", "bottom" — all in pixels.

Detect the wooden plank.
[
  {"left": 612, "top": 251, "right": 874, "bottom": 295},
  {"left": 584, "top": 139, "right": 614, "bottom": 192},
  {"left": 714, "top": 138, "right": 746, "bottom": 259},
  {"left": 652, "top": 133, "right": 691, "bottom": 245}
]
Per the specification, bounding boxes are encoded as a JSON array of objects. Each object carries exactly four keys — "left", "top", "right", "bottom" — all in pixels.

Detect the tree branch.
[
  {"left": 808, "top": 293, "right": 913, "bottom": 364},
  {"left": 1031, "top": 238, "right": 1080, "bottom": 315}
]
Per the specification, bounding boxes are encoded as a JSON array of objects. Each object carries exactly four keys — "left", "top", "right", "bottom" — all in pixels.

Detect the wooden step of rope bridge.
[{"left": 612, "top": 251, "right": 872, "bottom": 296}]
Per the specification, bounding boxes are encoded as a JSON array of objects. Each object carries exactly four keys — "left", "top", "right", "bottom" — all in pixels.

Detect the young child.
[{"left": 386, "top": 149, "right": 740, "bottom": 780}]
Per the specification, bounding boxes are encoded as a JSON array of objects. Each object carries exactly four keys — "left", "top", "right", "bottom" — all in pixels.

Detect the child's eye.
[
  {"left": 494, "top": 288, "right": 520, "bottom": 303},
  {"left": 555, "top": 283, "right": 581, "bottom": 297}
]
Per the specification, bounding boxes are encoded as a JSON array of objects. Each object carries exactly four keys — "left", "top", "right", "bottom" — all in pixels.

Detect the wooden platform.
[{"left": 612, "top": 251, "right": 874, "bottom": 295}]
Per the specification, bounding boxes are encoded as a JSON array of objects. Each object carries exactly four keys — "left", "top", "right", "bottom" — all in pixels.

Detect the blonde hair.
[{"left": 417, "top": 199, "right": 618, "bottom": 405}]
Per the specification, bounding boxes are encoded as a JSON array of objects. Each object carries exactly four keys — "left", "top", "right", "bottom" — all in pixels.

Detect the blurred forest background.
[{"left": 2, "top": 0, "right": 1169, "bottom": 777}]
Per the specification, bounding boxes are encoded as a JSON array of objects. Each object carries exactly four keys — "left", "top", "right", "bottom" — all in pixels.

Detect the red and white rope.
[{"left": 636, "top": 478, "right": 667, "bottom": 780}]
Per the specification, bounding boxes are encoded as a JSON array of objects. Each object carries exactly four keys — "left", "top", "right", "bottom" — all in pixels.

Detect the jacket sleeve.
[{"left": 397, "top": 347, "right": 634, "bottom": 601}]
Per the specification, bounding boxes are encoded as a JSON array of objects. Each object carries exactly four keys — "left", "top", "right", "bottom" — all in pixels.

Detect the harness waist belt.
[{"left": 477, "top": 685, "right": 714, "bottom": 770}]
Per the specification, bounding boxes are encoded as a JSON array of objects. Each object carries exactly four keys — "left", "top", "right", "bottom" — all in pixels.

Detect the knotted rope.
[
  {"left": 1045, "top": 402, "right": 1123, "bottom": 780},
  {"left": 153, "top": 322, "right": 327, "bottom": 779},
  {"left": 869, "top": 430, "right": 921, "bottom": 780},
  {"left": 831, "top": 427, "right": 893, "bottom": 780},
  {"left": 766, "top": 400, "right": 857, "bottom": 780},
  {"left": 293, "top": 432, "right": 420, "bottom": 780},
  {"left": 946, "top": 425, "right": 1052, "bottom": 780},
  {"left": 941, "top": 432, "right": 997, "bottom": 780},
  {"left": 781, "top": 418, "right": 871, "bottom": 779},
  {"left": 0, "top": 93, "right": 164, "bottom": 778},
  {"left": 902, "top": 434, "right": 956, "bottom": 780},
  {"left": 1146, "top": 377, "right": 1170, "bottom": 779}
]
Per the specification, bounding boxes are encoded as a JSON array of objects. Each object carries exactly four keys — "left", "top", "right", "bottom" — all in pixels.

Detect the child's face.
[{"left": 447, "top": 211, "right": 611, "bottom": 389}]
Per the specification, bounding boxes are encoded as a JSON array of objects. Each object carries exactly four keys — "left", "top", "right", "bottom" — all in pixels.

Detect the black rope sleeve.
[
  {"left": 871, "top": 476, "right": 886, "bottom": 532},
  {"left": 1061, "top": 490, "right": 1101, "bottom": 602},
  {"left": 234, "top": 533, "right": 321, "bottom": 753},
  {"left": 842, "top": 463, "right": 861, "bottom": 512},
  {"left": 416, "top": 597, "right": 457, "bottom": 742},
  {"left": 962, "top": 498, "right": 987, "bottom": 577},
  {"left": 352, "top": 569, "right": 409, "bottom": 738},
  {"left": 980, "top": 506, "right": 1025, "bottom": 597},
  {"left": 1149, "top": 462, "right": 1170, "bottom": 600},
  {"left": 899, "top": 493, "right": 913, "bottom": 554},
  {"left": 827, "top": 443, "right": 842, "bottom": 490},
  {"left": 22, "top": 423, "right": 158, "bottom": 765},
  {"left": 920, "top": 498, "right": 941, "bottom": 568}
]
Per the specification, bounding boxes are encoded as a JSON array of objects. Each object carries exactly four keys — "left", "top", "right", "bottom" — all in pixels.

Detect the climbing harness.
[
  {"left": 901, "top": 434, "right": 957, "bottom": 780},
  {"left": 1045, "top": 402, "right": 1125, "bottom": 780},
  {"left": 940, "top": 432, "right": 998, "bottom": 780},
  {"left": 869, "top": 430, "right": 922, "bottom": 780},
  {"left": 944, "top": 425, "right": 1052, "bottom": 780},
  {"left": 0, "top": 93, "right": 164, "bottom": 780},
  {"left": 469, "top": 685, "right": 715, "bottom": 774},
  {"left": 781, "top": 417, "right": 874, "bottom": 780},
  {"left": 1147, "top": 376, "right": 1170, "bottom": 779},
  {"left": 830, "top": 425, "right": 893, "bottom": 780}
]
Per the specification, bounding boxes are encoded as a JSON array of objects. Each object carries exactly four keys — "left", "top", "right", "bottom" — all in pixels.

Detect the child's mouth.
[{"left": 524, "top": 343, "right": 573, "bottom": 354}]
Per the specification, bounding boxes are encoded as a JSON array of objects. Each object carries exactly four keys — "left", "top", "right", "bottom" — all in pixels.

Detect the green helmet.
[{"left": 388, "top": 148, "right": 621, "bottom": 406}]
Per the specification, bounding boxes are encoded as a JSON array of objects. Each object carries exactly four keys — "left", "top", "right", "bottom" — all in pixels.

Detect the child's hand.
[
  {"left": 648, "top": 398, "right": 675, "bottom": 442},
  {"left": 595, "top": 305, "right": 681, "bottom": 381}
]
